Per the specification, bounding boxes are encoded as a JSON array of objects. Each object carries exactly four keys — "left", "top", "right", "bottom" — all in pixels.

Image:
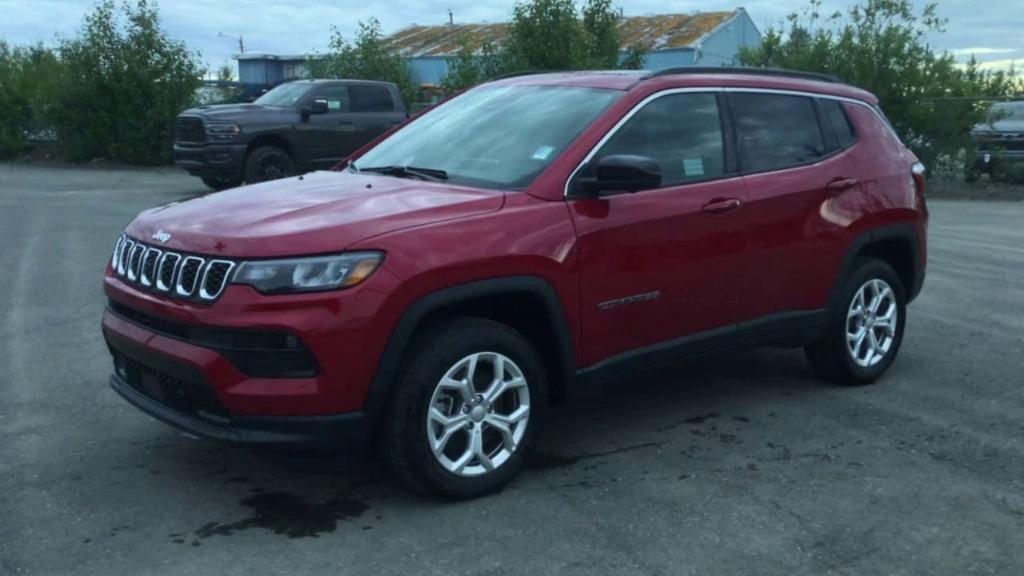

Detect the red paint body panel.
[
  {"left": 569, "top": 177, "right": 748, "bottom": 364},
  {"left": 102, "top": 71, "right": 928, "bottom": 422}
]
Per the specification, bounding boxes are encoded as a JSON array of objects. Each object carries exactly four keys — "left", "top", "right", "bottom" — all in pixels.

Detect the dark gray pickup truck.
[{"left": 174, "top": 79, "right": 407, "bottom": 190}]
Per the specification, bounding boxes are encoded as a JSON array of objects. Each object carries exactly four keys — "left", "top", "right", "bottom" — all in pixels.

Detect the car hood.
[
  {"left": 126, "top": 171, "right": 504, "bottom": 257},
  {"left": 179, "top": 103, "right": 289, "bottom": 121}
]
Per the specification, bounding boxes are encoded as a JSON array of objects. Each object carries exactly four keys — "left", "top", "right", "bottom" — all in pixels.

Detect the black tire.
[
  {"left": 201, "top": 175, "right": 242, "bottom": 191},
  {"left": 384, "top": 317, "right": 549, "bottom": 499},
  {"left": 805, "top": 257, "right": 907, "bottom": 385},
  {"left": 244, "top": 145, "right": 294, "bottom": 184}
]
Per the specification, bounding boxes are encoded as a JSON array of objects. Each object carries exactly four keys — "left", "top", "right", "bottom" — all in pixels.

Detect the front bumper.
[
  {"left": 101, "top": 265, "right": 401, "bottom": 447},
  {"left": 104, "top": 313, "right": 371, "bottom": 449},
  {"left": 173, "top": 142, "right": 247, "bottom": 178},
  {"left": 110, "top": 373, "right": 369, "bottom": 447}
]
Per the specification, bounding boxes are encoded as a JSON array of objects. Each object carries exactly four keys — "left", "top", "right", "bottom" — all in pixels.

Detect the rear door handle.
[
  {"left": 826, "top": 178, "right": 859, "bottom": 192},
  {"left": 701, "top": 198, "right": 743, "bottom": 214}
]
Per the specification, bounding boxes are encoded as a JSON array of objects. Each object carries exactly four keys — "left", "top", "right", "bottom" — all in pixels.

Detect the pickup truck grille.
[
  {"left": 112, "top": 234, "right": 235, "bottom": 302},
  {"left": 175, "top": 116, "right": 205, "bottom": 144}
]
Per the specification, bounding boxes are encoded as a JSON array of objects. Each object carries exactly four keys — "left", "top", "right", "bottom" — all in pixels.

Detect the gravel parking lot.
[{"left": 2, "top": 162, "right": 1023, "bottom": 575}]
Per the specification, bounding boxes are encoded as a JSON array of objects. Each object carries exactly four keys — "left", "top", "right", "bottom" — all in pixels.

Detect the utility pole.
[{"left": 219, "top": 32, "right": 244, "bottom": 54}]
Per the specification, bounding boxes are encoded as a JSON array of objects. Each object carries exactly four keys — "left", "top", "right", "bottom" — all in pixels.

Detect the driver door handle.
[
  {"left": 701, "top": 197, "right": 743, "bottom": 214},
  {"left": 826, "top": 178, "right": 859, "bottom": 192}
]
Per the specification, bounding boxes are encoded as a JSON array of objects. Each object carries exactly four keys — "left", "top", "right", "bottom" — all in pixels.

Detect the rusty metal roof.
[{"left": 386, "top": 10, "right": 741, "bottom": 57}]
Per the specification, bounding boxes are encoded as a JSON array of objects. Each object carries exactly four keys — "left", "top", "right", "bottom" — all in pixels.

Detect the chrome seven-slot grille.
[{"left": 111, "top": 234, "right": 235, "bottom": 302}]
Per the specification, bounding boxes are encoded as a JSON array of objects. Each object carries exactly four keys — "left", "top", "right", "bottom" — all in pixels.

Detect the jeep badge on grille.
[{"left": 152, "top": 230, "right": 172, "bottom": 243}]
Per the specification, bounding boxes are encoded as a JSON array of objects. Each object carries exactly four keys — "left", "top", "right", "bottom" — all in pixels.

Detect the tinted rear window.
[
  {"left": 730, "top": 93, "right": 826, "bottom": 172},
  {"left": 350, "top": 85, "right": 394, "bottom": 112}
]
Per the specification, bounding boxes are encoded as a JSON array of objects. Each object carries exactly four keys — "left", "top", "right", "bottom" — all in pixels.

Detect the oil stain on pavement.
[{"left": 179, "top": 491, "right": 371, "bottom": 544}]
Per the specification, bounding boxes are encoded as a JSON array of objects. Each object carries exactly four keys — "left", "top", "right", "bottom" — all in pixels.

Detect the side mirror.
[
  {"left": 302, "top": 98, "right": 329, "bottom": 117},
  {"left": 574, "top": 154, "right": 662, "bottom": 196}
]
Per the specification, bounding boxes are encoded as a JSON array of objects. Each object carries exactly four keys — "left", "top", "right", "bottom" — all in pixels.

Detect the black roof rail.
[
  {"left": 493, "top": 70, "right": 559, "bottom": 81},
  {"left": 645, "top": 66, "right": 841, "bottom": 84}
]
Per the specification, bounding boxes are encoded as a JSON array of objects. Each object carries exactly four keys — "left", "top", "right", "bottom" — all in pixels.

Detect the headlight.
[
  {"left": 206, "top": 123, "right": 241, "bottom": 142},
  {"left": 232, "top": 252, "right": 384, "bottom": 294}
]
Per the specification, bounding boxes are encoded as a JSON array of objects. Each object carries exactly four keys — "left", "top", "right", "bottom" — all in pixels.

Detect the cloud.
[
  {"left": 968, "top": 58, "right": 1023, "bottom": 73},
  {"left": 949, "top": 47, "right": 1018, "bottom": 56}
]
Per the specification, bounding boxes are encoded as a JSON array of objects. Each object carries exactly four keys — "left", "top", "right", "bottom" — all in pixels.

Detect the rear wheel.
[
  {"left": 384, "top": 318, "right": 548, "bottom": 499},
  {"left": 201, "top": 175, "right": 242, "bottom": 191},
  {"left": 244, "top": 145, "right": 294, "bottom": 184},
  {"left": 806, "top": 258, "right": 907, "bottom": 385}
]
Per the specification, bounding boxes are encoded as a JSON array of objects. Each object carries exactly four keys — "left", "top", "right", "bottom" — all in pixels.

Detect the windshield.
[
  {"left": 254, "top": 82, "right": 312, "bottom": 107},
  {"left": 989, "top": 101, "right": 1024, "bottom": 121},
  {"left": 354, "top": 85, "right": 622, "bottom": 190}
]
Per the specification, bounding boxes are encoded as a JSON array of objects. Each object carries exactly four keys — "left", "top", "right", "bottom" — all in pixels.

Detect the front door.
[
  {"left": 298, "top": 84, "right": 360, "bottom": 170},
  {"left": 569, "top": 91, "right": 749, "bottom": 366}
]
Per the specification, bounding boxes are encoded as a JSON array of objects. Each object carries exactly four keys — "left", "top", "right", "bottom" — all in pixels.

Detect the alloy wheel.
[
  {"left": 426, "top": 352, "right": 530, "bottom": 477},
  {"left": 846, "top": 278, "right": 899, "bottom": 368}
]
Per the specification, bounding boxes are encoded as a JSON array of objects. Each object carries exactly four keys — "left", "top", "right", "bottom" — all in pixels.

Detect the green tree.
[
  {"left": 580, "top": 0, "right": 620, "bottom": 68},
  {"left": 738, "top": 0, "right": 1021, "bottom": 176},
  {"left": 309, "top": 18, "right": 416, "bottom": 105},
  {"left": 440, "top": 39, "right": 510, "bottom": 94},
  {"left": 506, "top": 0, "right": 622, "bottom": 71},
  {"left": 0, "top": 41, "right": 63, "bottom": 157},
  {"left": 439, "top": 0, "right": 628, "bottom": 93},
  {"left": 51, "top": 0, "right": 202, "bottom": 164}
]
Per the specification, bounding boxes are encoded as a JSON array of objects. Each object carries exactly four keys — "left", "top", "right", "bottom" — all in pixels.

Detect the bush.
[
  {"left": 309, "top": 18, "right": 417, "bottom": 106},
  {"left": 50, "top": 0, "right": 202, "bottom": 164},
  {"left": 0, "top": 42, "right": 62, "bottom": 158},
  {"left": 738, "top": 0, "right": 1021, "bottom": 177}
]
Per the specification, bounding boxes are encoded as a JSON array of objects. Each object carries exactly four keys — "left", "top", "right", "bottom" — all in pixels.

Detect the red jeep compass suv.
[{"left": 102, "top": 69, "right": 928, "bottom": 497}]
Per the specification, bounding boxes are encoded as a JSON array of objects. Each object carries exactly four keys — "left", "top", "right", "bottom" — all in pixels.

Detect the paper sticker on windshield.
[
  {"left": 683, "top": 158, "right": 705, "bottom": 177},
  {"left": 532, "top": 146, "right": 555, "bottom": 161}
]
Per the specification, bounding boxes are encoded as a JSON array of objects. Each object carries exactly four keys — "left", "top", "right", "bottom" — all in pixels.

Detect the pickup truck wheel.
[
  {"left": 200, "top": 175, "right": 242, "bottom": 191},
  {"left": 244, "top": 146, "right": 294, "bottom": 184},
  {"left": 806, "top": 258, "right": 907, "bottom": 385},
  {"left": 384, "top": 318, "right": 548, "bottom": 499}
]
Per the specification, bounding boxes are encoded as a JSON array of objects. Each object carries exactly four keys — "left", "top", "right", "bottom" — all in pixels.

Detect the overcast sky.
[{"left": 1, "top": 0, "right": 1021, "bottom": 74}]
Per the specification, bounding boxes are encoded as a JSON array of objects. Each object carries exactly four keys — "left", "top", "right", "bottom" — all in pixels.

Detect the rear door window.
[
  {"left": 350, "top": 85, "right": 395, "bottom": 113},
  {"left": 730, "top": 93, "right": 827, "bottom": 173},
  {"left": 591, "top": 92, "right": 726, "bottom": 186}
]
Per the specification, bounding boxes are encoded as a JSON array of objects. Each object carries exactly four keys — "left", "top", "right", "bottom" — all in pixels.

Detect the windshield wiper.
[{"left": 357, "top": 165, "right": 448, "bottom": 182}]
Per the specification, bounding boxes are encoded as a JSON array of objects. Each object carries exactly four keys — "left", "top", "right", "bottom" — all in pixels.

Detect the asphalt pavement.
[{"left": 2, "top": 162, "right": 1023, "bottom": 575}]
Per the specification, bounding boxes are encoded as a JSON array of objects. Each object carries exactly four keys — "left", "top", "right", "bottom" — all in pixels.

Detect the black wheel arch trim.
[
  {"left": 361, "top": 275, "right": 577, "bottom": 426},
  {"left": 829, "top": 223, "right": 924, "bottom": 311}
]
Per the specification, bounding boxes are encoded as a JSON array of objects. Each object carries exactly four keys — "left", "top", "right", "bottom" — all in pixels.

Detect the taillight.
[{"left": 911, "top": 162, "right": 926, "bottom": 196}]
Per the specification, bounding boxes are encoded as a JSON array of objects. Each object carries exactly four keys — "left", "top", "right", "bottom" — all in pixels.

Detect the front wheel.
[
  {"left": 244, "top": 145, "right": 294, "bottom": 184},
  {"left": 806, "top": 258, "right": 907, "bottom": 385},
  {"left": 384, "top": 318, "right": 548, "bottom": 499},
  {"left": 201, "top": 175, "right": 242, "bottom": 191}
]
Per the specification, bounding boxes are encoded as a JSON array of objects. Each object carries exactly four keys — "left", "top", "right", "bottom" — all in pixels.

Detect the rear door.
[
  {"left": 729, "top": 91, "right": 866, "bottom": 323},
  {"left": 570, "top": 91, "right": 749, "bottom": 366},
  {"left": 348, "top": 84, "right": 405, "bottom": 151}
]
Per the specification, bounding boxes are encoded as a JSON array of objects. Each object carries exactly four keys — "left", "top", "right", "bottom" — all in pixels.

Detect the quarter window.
[
  {"left": 590, "top": 93, "right": 725, "bottom": 187},
  {"left": 730, "top": 93, "right": 826, "bottom": 172},
  {"left": 821, "top": 99, "right": 857, "bottom": 149}
]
